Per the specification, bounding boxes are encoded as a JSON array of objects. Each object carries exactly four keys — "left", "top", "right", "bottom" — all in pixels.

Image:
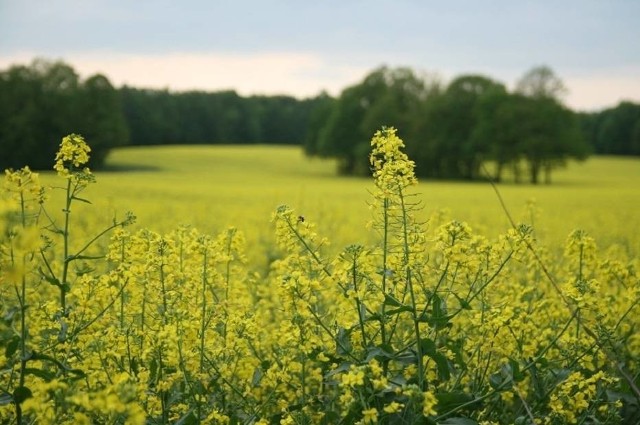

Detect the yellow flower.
[
  {"left": 340, "top": 366, "right": 365, "bottom": 387},
  {"left": 383, "top": 401, "right": 403, "bottom": 413},
  {"left": 423, "top": 391, "right": 438, "bottom": 416},
  {"left": 53, "top": 133, "right": 93, "bottom": 178},
  {"left": 362, "top": 407, "right": 378, "bottom": 424}
]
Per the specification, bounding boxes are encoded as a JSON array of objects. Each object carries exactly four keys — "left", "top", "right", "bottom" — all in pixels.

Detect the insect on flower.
[{"left": 297, "top": 215, "right": 305, "bottom": 223}]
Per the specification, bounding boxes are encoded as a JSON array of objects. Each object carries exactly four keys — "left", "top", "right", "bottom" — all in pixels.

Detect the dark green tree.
[
  {"left": 475, "top": 92, "right": 588, "bottom": 184},
  {"left": 0, "top": 63, "right": 44, "bottom": 169},
  {"left": 0, "top": 59, "right": 128, "bottom": 170},
  {"left": 414, "top": 75, "right": 505, "bottom": 179},
  {"left": 595, "top": 102, "right": 640, "bottom": 155},
  {"left": 315, "top": 66, "right": 433, "bottom": 174},
  {"left": 77, "top": 74, "right": 129, "bottom": 165},
  {"left": 303, "top": 92, "right": 336, "bottom": 156},
  {"left": 473, "top": 91, "right": 524, "bottom": 182}
]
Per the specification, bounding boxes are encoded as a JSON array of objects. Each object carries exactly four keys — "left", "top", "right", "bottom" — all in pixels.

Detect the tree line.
[
  {"left": 0, "top": 59, "right": 128, "bottom": 170},
  {"left": 119, "top": 87, "right": 321, "bottom": 146},
  {"left": 305, "top": 66, "right": 595, "bottom": 184},
  {"left": 0, "top": 59, "right": 322, "bottom": 170},
  {"left": 1, "top": 59, "right": 639, "bottom": 182}
]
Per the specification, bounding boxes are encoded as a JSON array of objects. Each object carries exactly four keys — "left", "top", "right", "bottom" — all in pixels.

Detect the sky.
[{"left": 1, "top": 0, "right": 639, "bottom": 111}]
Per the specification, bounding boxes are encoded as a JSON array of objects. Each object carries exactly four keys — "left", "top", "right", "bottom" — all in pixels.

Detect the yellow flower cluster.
[
  {"left": 53, "top": 133, "right": 93, "bottom": 178},
  {"left": 548, "top": 371, "right": 615, "bottom": 424},
  {"left": 370, "top": 127, "right": 417, "bottom": 195}
]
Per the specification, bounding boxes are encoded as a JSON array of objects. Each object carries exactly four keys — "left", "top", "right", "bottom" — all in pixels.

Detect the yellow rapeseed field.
[
  {"left": 1, "top": 131, "right": 639, "bottom": 424},
  {"left": 38, "top": 143, "right": 640, "bottom": 268}
]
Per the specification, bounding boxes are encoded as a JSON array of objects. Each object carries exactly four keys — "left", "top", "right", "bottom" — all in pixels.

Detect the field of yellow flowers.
[{"left": 1, "top": 130, "right": 639, "bottom": 424}]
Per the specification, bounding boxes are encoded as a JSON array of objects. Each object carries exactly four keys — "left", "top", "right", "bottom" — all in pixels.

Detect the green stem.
[
  {"left": 380, "top": 197, "right": 389, "bottom": 353},
  {"left": 284, "top": 217, "right": 332, "bottom": 278},
  {"left": 398, "top": 189, "right": 424, "bottom": 390},
  {"left": 15, "top": 189, "right": 27, "bottom": 424},
  {"left": 351, "top": 252, "right": 368, "bottom": 349},
  {"left": 200, "top": 248, "right": 208, "bottom": 372},
  {"left": 223, "top": 229, "right": 235, "bottom": 344},
  {"left": 60, "top": 178, "right": 73, "bottom": 315}
]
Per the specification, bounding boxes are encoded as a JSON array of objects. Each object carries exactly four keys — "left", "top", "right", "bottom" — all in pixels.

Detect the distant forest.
[{"left": 1, "top": 59, "right": 639, "bottom": 182}]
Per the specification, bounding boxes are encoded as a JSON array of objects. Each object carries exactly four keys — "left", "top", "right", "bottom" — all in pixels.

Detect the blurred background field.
[{"left": 37, "top": 145, "right": 640, "bottom": 270}]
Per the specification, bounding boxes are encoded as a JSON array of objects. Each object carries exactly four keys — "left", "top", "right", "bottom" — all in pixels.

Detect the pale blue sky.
[{"left": 1, "top": 0, "right": 639, "bottom": 110}]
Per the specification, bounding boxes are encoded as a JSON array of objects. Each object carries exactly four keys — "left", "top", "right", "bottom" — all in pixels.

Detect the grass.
[{"left": 38, "top": 145, "right": 640, "bottom": 267}]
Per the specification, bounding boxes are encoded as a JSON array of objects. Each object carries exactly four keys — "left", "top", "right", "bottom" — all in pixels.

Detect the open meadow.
[{"left": 2, "top": 134, "right": 640, "bottom": 424}]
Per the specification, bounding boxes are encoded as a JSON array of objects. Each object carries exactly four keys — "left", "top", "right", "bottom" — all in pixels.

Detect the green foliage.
[
  {"left": 119, "top": 87, "right": 324, "bottom": 146},
  {"left": 0, "top": 58, "right": 326, "bottom": 168},
  {"left": 580, "top": 101, "right": 640, "bottom": 156},
  {"left": 412, "top": 75, "right": 506, "bottom": 179},
  {"left": 307, "top": 65, "right": 591, "bottom": 184},
  {"left": 0, "top": 59, "right": 128, "bottom": 170},
  {"left": 314, "top": 66, "right": 439, "bottom": 174},
  {"left": 475, "top": 93, "right": 588, "bottom": 184}
]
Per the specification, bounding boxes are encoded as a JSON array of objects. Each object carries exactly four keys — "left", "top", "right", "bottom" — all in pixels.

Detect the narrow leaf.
[{"left": 5, "top": 337, "right": 20, "bottom": 358}]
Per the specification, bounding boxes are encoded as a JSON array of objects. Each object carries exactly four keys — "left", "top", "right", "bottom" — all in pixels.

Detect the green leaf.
[
  {"left": 509, "top": 358, "right": 525, "bottom": 382},
  {"left": 383, "top": 293, "right": 403, "bottom": 307},
  {"left": 489, "top": 371, "right": 510, "bottom": 391},
  {"left": 436, "top": 392, "right": 480, "bottom": 414},
  {"left": 325, "top": 362, "right": 352, "bottom": 379},
  {"left": 336, "top": 327, "right": 352, "bottom": 356},
  {"left": 364, "top": 312, "right": 382, "bottom": 322},
  {"left": 365, "top": 344, "right": 395, "bottom": 362},
  {"left": 149, "top": 357, "right": 158, "bottom": 383},
  {"left": 13, "top": 386, "right": 32, "bottom": 404},
  {"left": 28, "top": 352, "right": 85, "bottom": 378},
  {"left": 0, "top": 392, "right": 12, "bottom": 405},
  {"left": 58, "top": 320, "right": 68, "bottom": 343},
  {"left": 43, "top": 274, "right": 61, "bottom": 287},
  {"left": 3, "top": 306, "right": 19, "bottom": 322},
  {"left": 71, "top": 195, "right": 92, "bottom": 204},
  {"left": 452, "top": 292, "right": 472, "bottom": 310},
  {"left": 385, "top": 305, "right": 413, "bottom": 316},
  {"left": 440, "top": 418, "right": 478, "bottom": 425},
  {"left": 252, "top": 367, "right": 263, "bottom": 387},
  {"left": 419, "top": 338, "right": 451, "bottom": 381},
  {"left": 5, "top": 336, "right": 20, "bottom": 358},
  {"left": 174, "top": 409, "right": 197, "bottom": 425},
  {"left": 490, "top": 359, "right": 525, "bottom": 392},
  {"left": 425, "top": 294, "right": 454, "bottom": 329},
  {"left": 70, "top": 254, "right": 104, "bottom": 261},
  {"left": 419, "top": 338, "right": 437, "bottom": 355},
  {"left": 24, "top": 368, "right": 56, "bottom": 382}
]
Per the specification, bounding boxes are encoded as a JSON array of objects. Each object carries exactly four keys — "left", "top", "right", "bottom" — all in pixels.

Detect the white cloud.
[
  {"left": 0, "top": 51, "right": 368, "bottom": 98},
  {"left": 564, "top": 69, "right": 640, "bottom": 111}
]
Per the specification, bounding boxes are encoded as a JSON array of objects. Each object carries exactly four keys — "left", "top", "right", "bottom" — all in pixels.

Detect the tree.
[
  {"left": 473, "top": 91, "right": 523, "bottom": 182},
  {"left": 511, "top": 66, "right": 588, "bottom": 183},
  {"left": 77, "top": 74, "right": 130, "bottom": 165},
  {"left": 516, "top": 65, "right": 567, "bottom": 100},
  {"left": 595, "top": 102, "right": 640, "bottom": 155},
  {"left": 0, "top": 64, "right": 43, "bottom": 169},
  {"left": 303, "top": 92, "right": 336, "bottom": 156},
  {"left": 415, "top": 75, "right": 506, "bottom": 179},
  {"left": 0, "top": 59, "right": 127, "bottom": 170},
  {"left": 314, "top": 66, "right": 435, "bottom": 174},
  {"left": 515, "top": 96, "right": 586, "bottom": 184},
  {"left": 0, "top": 59, "right": 82, "bottom": 169}
]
